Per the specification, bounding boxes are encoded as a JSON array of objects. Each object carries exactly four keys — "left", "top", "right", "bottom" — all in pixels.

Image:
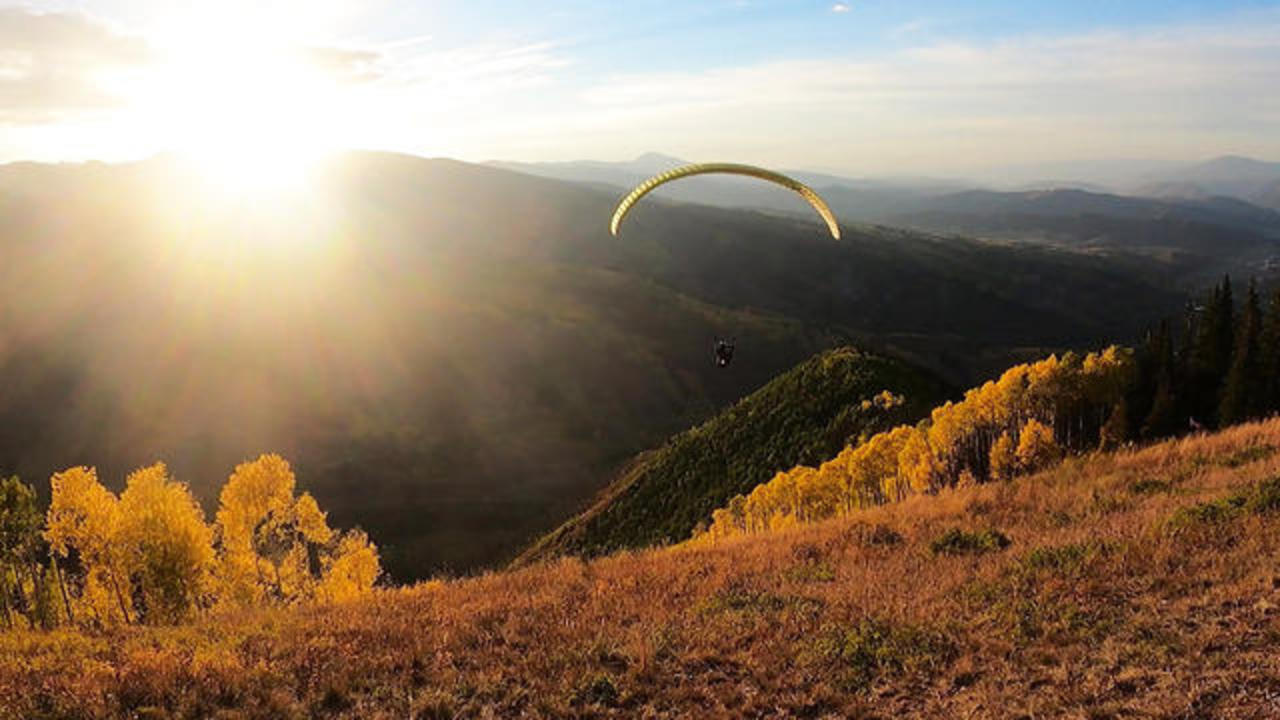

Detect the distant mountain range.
[
  {"left": 492, "top": 153, "right": 1280, "bottom": 286},
  {"left": 1133, "top": 155, "right": 1280, "bottom": 210},
  {"left": 494, "top": 152, "right": 1280, "bottom": 212}
]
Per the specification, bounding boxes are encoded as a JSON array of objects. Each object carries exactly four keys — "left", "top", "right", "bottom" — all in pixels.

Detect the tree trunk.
[
  {"left": 107, "top": 569, "right": 132, "bottom": 625},
  {"left": 27, "top": 561, "right": 45, "bottom": 628},
  {"left": 0, "top": 563, "right": 12, "bottom": 629},
  {"left": 13, "top": 563, "right": 34, "bottom": 629},
  {"left": 51, "top": 555, "right": 74, "bottom": 624}
]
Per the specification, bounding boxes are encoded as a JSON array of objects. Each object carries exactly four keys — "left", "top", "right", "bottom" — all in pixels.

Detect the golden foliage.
[
  {"left": 707, "top": 347, "right": 1135, "bottom": 539},
  {"left": 44, "top": 467, "right": 132, "bottom": 624},
  {"left": 988, "top": 431, "right": 1017, "bottom": 482},
  {"left": 21, "top": 454, "right": 379, "bottom": 632},
  {"left": 214, "top": 454, "right": 341, "bottom": 607},
  {"left": 1014, "top": 419, "right": 1060, "bottom": 473},
  {"left": 320, "top": 529, "right": 381, "bottom": 603},
  {"left": 117, "top": 463, "right": 215, "bottom": 624}
]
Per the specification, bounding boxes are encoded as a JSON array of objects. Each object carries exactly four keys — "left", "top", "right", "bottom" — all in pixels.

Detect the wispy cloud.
[
  {"left": 831, "top": 3, "right": 851, "bottom": 13},
  {"left": 0, "top": 7, "right": 149, "bottom": 124},
  {"left": 569, "top": 11, "right": 1280, "bottom": 174},
  {"left": 302, "top": 46, "right": 384, "bottom": 84}
]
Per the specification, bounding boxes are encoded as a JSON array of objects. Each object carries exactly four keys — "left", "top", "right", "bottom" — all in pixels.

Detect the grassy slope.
[
  {"left": 9, "top": 419, "right": 1280, "bottom": 718},
  {"left": 517, "top": 347, "right": 951, "bottom": 564}
]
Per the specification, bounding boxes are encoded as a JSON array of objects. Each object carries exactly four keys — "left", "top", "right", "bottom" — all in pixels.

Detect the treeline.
[
  {"left": 1133, "top": 276, "right": 1280, "bottom": 436},
  {"left": 705, "top": 275, "right": 1280, "bottom": 539},
  {"left": 0, "top": 454, "right": 379, "bottom": 630}
]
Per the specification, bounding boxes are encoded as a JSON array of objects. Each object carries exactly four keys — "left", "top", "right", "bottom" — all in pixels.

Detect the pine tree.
[
  {"left": 0, "top": 477, "right": 42, "bottom": 629},
  {"left": 1190, "top": 276, "right": 1235, "bottom": 425},
  {"left": 1219, "top": 279, "right": 1261, "bottom": 426},
  {"left": 1140, "top": 319, "right": 1181, "bottom": 438},
  {"left": 1258, "top": 287, "right": 1280, "bottom": 416}
]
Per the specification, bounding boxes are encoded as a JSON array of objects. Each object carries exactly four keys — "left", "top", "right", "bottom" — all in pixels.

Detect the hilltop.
[
  {"left": 7, "top": 417, "right": 1280, "bottom": 718},
  {"left": 517, "top": 347, "right": 952, "bottom": 564}
]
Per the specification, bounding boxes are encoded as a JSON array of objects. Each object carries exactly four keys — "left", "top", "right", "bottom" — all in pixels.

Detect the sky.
[{"left": 2, "top": 0, "right": 1279, "bottom": 182}]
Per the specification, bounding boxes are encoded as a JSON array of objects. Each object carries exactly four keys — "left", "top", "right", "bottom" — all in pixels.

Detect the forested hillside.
[
  {"left": 0, "top": 153, "right": 1183, "bottom": 578},
  {"left": 706, "top": 276, "right": 1280, "bottom": 541},
  {"left": 517, "top": 347, "right": 950, "bottom": 564}
]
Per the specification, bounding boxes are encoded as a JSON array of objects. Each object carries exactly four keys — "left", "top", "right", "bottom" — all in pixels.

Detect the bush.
[
  {"left": 1245, "top": 477, "right": 1280, "bottom": 514},
  {"left": 929, "top": 528, "right": 1011, "bottom": 556},
  {"left": 813, "top": 618, "right": 956, "bottom": 691},
  {"left": 1021, "top": 542, "right": 1098, "bottom": 574},
  {"left": 1166, "top": 495, "right": 1246, "bottom": 535}
]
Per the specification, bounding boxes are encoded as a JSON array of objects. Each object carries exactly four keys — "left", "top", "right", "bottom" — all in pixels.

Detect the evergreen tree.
[
  {"left": 1258, "top": 287, "right": 1280, "bottom": 416},
  {"left": 1189, "top": 276, "right": 1234, "bottom": 425},
  {"left": 1128, "top": 323, "right": 1164, "bottom": 438},
  {"left": 0, "top": 477, "right": 42, "bottom": 629},
  {"left": 1219, "top": 279, "right": 1261, "bottom": 426},
  {"left": 1139, "top": 320, "right": 1180, "bottom": 438}
]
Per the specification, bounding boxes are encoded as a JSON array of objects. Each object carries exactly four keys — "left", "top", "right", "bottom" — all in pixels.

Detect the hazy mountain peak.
[
  {"left": 1178, "top": 155, "right": 1280, "bottom": 180},
  {"left": 631, "top": 152, "right": 688, "bottom": 172},
  {"left": 1136, "top": 154, "right": 1280, "bottom": 210}
]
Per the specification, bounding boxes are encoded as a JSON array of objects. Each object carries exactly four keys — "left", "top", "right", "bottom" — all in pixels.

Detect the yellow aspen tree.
[
  {"left": 989, "top": 431, "right": 1018, "bottom": 482},
  {"left": 117, "top": 463, "right": 215, "bottom": 624},
  {"left": 214, "top": 454, "right": 354, "bottom": 607},
  {"left": 797, "top": 463, "right": 841, "bottom": 522},
  {"left": 214, "top": 454, "right": 300, "bottom": 605},
  {"left": 45, "top": 467, "right": 133, "bottom": 624},
  {"left": 320, "top": 529, "right": 381, "bottom": 602},
  {"left": 1015, "top": 419, "right": 1061, "bottom": 473},
  {"left": 898, "top": 427, "right": 938, "bottom": 495}
]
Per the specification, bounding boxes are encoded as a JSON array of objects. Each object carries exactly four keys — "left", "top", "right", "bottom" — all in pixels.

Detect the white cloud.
[
  {"left": 0, "top": 7, "right": 150, "bottom": 124},
  {"left": 563, "top": 11, "right": 1280, "bottom": 175},
  {"left": 831, "top": 3, "right": 851, "bottom": 13}
]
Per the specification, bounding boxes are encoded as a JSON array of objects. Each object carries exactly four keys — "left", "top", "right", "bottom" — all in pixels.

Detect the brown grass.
[{"left": 7, "top": 419, "right": 1280, "bottom": 718}]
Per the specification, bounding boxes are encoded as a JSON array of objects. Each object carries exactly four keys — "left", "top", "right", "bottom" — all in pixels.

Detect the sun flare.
[{"left": 114, "top": 6, "right": 360, "bottom": 196}]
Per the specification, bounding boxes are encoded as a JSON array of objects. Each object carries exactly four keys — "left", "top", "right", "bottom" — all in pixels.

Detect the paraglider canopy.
[{"left": 609, "top": 162, "right": 841, "bottom": 240}]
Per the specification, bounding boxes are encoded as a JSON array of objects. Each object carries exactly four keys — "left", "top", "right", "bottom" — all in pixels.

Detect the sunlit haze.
[{"left": 2, "top": 0, "right": 1279, "bottom": 185}]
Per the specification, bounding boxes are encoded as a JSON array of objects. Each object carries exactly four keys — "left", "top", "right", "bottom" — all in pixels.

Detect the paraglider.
[
  {"left": 609, "top": 162, "right": 841, "bottom": 240},
  {"left": 714, "top": 339, "right": 735, "bottom": 368},
  {"left": 610, "top": 162, "right": 840, "bottom": 370}
]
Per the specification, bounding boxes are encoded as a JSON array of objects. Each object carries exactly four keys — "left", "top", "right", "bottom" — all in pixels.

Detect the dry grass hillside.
[{"left": 8, "top": 419, "right": 1280, "bottom": 718}]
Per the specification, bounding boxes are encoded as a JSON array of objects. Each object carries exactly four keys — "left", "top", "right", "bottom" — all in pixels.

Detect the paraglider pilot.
[{"left": 714, "top": 339, "right": 735, "bottom": 368}]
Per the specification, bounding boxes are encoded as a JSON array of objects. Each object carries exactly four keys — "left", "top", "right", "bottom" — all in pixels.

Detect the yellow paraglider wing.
[{"left": 609, "top": 162, "right": 841, "bottom": 240}]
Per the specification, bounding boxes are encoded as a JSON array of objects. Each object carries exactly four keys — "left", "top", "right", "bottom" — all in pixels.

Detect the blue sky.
[{"left": 2, "top": 0, "right": 1279, "bottom": 182}]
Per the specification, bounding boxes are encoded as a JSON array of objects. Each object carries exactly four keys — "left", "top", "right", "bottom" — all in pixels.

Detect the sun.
[{"left": 118, "top": 6, "right": 361, "bottom": 197}]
